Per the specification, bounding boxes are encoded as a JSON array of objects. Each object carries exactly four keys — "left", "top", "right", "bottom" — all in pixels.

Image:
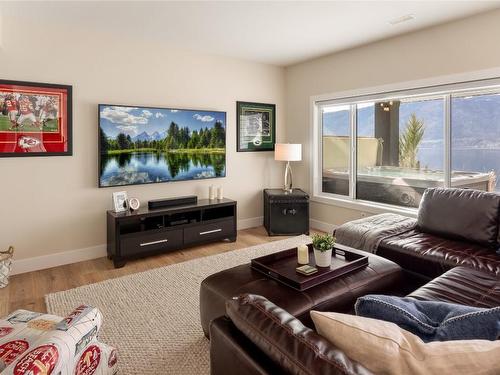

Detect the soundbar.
[{"left": 148, "top": 196, "right": 198, "bottom": 210}]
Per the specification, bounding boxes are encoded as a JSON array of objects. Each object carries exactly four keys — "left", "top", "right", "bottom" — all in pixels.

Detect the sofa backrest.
[{"left": 418, "top": 188, "right": 500, "bottom": 247}]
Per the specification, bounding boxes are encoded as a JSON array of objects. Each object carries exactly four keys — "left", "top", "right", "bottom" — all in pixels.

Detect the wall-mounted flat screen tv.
[{"left": 98, "top": 104, "right": 226, "bottom": 187}]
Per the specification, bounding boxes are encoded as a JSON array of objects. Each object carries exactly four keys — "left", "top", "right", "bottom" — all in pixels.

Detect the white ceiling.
[{"left": 3, "top": 1, "right": 500, "bottom": 66}]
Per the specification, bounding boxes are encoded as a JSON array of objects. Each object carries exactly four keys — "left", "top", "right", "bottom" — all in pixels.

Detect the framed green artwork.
[{"left": 236, "top": 101, "right": 276, "bottom": 152}]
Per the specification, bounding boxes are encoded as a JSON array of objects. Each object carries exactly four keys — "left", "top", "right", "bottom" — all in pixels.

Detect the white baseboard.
[
  {"left": 11, "top": 216, "right": 264, "bottom": 275},
  {"left": 11, "top": 244, "right": 107, "bottom": 276},
  {"left": 237, "top": 216, "right": 263, "bottom": 230},
  {"left": 310, "top": 219, "right": 337, "bottom": 233}
]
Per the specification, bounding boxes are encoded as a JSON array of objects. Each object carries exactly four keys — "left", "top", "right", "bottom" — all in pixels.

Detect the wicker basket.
[{"left": 0, "top": 246, "right": 14, "bottom": 288}]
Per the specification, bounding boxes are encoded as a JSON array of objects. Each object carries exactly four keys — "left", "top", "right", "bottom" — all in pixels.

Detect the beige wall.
[
  {"left": 0, "top": 8, "right": 285, "bottom": 261},
  {"left": 3, "top": 5, "right": 500, "bottom": 265},
  {"left": 285, "top": 9, "right": 500, "bottom": 226}
]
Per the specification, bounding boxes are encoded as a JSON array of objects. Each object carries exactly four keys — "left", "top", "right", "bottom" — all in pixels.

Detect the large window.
[{"left": 317, "top": 79, "right": 500, "bottom": 209}]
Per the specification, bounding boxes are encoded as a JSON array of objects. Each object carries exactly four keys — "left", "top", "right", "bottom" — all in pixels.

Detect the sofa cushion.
[
  {"left": 378, "top": 229, "right": 500, "bottom": 278},
  {"left": 226, "top": 294, "right": 373, "bottom": 375},
  {"left": 417, "top": 188, "right": 500, "bottom": 247},
  {"left": 355, "top": 294, "right": 500, "bottom": 342},
  {"left": 311, "top": 310, "right": 500, "bottom": 375},
  {"left": 408, "top": 266, "right": 500, "bottom": 308}
]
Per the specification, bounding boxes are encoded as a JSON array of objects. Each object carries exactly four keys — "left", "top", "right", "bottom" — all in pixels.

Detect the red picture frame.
[{"left": 0, "top": 79, "right": 72, "bottom": 157}]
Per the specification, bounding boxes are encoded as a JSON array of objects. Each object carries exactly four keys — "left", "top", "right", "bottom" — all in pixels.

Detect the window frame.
[{"left": 311, "top": 75, "right": 500, "bottom": 216}]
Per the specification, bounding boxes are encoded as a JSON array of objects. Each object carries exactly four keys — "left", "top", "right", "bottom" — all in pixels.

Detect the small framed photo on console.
[{"left": 112, "top": 191, "right": 128, "bottom": 212}]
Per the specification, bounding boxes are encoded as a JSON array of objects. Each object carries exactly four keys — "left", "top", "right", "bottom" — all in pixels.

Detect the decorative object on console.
[
  {"left": 148, "top": 195, "right": 198, "bottom": 210},
  {"left": 112, "top": 191, "right": 128, "bottom": 213},
  {"left": 209, "top": 185, "right": 215, "bottom": 200},
  {"left": 128, "top": 197, "right": 140, "bottom": 211},
  {"left": 98, "top": 104, "right": 226, "bottom": 187},
  {"left": 0, "top": 79, "right": 72, "bottom": 157},
  {"left": 0, "top": 246, "right": 14, "bottom": 288},
  {"left": 217, "top": 187, "right": 223, "bottom": 200},
  {"left": 263, "top": 188, "right": 309, "bottom": 236},
  {"left": 312, "top": 233, "right": 335, "bottom": 267},
  {"left": 274, "top": 143, "right": 301, "bottom": 192},
  {"left": 297, "top": 244, "right": 309, "bottom": 264},
  {"left": 236, "top": 101, "right": 276, "bottom": 152}
]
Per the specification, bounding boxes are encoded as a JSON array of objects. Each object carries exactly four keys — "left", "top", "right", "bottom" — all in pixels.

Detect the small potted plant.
[{"left": 311, "top": 233, "right": 335, "bottom": 267}]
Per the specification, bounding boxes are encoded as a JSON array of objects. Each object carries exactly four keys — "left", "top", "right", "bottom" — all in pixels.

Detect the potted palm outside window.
[{"left": 311, "top": 233, "right": 335, "bottom": 267}]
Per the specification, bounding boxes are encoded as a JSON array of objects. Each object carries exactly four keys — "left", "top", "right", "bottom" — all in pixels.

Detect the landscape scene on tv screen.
[{"left": 99, "top": 105, "right": 226, "bottom": 187}]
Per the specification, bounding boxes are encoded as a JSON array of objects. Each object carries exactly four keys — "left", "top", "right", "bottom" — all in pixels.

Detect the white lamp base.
[{"left": 283, "top": 161, "right": 293, "bottom": 193}]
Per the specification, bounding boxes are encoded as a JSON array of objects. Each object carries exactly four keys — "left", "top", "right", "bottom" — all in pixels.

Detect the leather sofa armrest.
[
  {"left": 226, "top": 294, "right": 373, "bottom": 375},
  {"left": 209, "top": 316, "right": 284, "bottom": 375}
]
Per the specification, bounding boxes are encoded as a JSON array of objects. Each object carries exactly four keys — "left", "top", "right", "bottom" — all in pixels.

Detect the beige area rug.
[{"left": 45, "top": 235, "right": 309, "bottom": 375}]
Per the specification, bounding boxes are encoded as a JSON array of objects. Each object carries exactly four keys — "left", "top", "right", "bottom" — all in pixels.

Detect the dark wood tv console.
[{"left": 106, "top": 198, "right": 237, "bottom": 268}]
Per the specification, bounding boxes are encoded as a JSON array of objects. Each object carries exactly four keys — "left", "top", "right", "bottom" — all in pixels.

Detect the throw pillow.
[
  {"left": 311, "top": 310, "right": 500, "bottom": 375},
  {"left": 355, "top": 294, "right": 500, "bottom": 342}
]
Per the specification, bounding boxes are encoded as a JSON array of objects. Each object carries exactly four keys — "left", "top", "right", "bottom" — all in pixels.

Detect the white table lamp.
[{"left": 275, "top": 143, "right": 302, "bottom": 193}]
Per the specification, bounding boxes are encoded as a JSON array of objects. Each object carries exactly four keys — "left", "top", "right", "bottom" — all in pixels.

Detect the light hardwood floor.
[{"left": 0, "top": 226, "right": 319, "bottom": 316}]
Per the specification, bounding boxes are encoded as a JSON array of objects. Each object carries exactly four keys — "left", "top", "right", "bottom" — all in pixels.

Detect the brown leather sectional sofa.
[{"left": 207, "top": 188, "right": 500, "bottom": 375}]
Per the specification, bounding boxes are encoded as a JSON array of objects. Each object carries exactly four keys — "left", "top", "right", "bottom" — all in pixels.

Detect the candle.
[
  {"left": 209, "top": 185, "right": 215, "bottom": 200},
  {"left": 297, "top": 244, "right": 309, "bottom": 265},
  {"left": 217, "top": 187, "right": 223, "bottom": 200}
]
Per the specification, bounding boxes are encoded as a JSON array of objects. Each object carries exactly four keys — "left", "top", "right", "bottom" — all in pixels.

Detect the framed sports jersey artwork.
[
  {"left": 0, "top": 79, "right": 72, "bottom": 157},
  {"left": 236, "top": 101, "right": 276, "bottom": 152}
]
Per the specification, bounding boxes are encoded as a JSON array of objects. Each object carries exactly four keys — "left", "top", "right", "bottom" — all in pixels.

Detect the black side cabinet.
[
  {"left": 263, "top": 189, "right": 309, "bottom": 236},
  {"left": 107, "top": 198, "right": 237, "bottom": 268}
]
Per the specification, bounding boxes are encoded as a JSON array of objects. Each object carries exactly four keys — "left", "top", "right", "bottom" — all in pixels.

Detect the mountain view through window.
[{"left": 320, "top": 87, "right": 500, "bottom": 208}]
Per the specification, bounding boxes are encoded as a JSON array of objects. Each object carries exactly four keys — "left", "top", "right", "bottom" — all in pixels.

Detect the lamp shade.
[{"left": 274, "top": 143, "right": 302, "bottom": 161}]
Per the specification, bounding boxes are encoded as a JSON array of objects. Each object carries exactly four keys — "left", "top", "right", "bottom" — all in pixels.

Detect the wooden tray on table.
[{"left": 251, "top": 244, "right": 368, "bottom": 291}]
